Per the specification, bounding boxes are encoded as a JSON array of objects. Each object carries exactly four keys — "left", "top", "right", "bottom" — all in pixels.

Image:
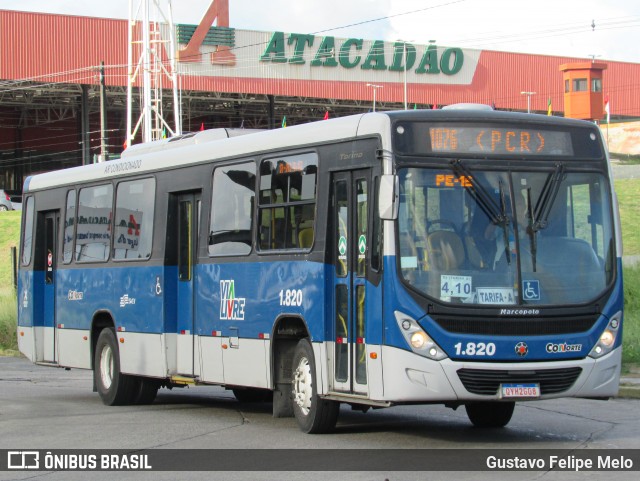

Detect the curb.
[{"left": 617, "top": 384, "right": 640, "bottom": 399}]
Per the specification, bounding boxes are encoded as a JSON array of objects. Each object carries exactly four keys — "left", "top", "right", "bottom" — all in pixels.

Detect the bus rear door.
[
  {"left": 39, "top": 211, "right": 59, "bottom": 363},
  {"left": 173, "top": 192, "right": 201, "bottom": 377}
]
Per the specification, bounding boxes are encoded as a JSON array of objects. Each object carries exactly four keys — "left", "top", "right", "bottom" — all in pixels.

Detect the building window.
[
  {"left": 565, "top": 79, "right": 570, "bottom": 93},
  {"left": 113, "top": 178, "right": 155, "bottom": 260},
  {"left": 209, "top": 161, "right": 256, "bottom": 256},
  {"left": 592, "top": 78, "right": 602, "bottom": 92},
  {"left": 258, "top": 152, "right": 318, "bottom": 250},
  {"left": 573, "top": 78, "right": 588, "bottom": 92}
]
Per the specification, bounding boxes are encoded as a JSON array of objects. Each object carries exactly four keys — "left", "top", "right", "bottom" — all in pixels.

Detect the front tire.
[
  {"left": 94, "top": 328, "right": 137, "bottom": 406},
  {"left": 465, "top": 401, "right": 515, "bottom": 428},
  {"left": 292, "top": 339, "right": 339, "bottom": 433}
]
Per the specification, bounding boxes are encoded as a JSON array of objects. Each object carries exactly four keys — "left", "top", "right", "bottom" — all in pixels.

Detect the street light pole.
[
  {"left": 404, "top": 44, "right": 408, "bottom": 110},
  {"left": 521, "top": 91, "right": 536, "bottom": 114},
  {"left": 367, "top": 83, "right": 383, "bottom": 112},
  {"left": 397, "top": 40, "right": 414, "bottom": 110}
]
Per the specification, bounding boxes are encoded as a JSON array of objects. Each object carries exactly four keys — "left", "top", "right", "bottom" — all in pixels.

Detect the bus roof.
[
  {"left": 24, "top": 112, "right": 393, "bottom": 192},
  {"left": 23, "top": 109, "right": 599, "bottom": 192}
]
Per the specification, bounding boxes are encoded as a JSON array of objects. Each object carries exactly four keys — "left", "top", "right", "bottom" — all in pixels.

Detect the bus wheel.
[
  {"left": 94, "top": 328, "right": 136, "bottom": 406},
  {"left": 465, "top": 401, "right": 515, "bottom": 428},
  {"left": 133, "top": 377, "right": 160, "bottom": 405},
  {"left": 291, "top": 339, "right": 339, "bottom": 434}
]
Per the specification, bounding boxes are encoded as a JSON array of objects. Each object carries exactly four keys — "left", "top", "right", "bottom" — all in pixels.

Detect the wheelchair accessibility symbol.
[{"left": 523, "top": 280, "right": 540, "bottom": 301}]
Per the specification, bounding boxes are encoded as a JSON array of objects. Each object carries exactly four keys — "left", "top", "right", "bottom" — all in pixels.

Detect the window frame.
[
  {"left": 62, "top": 189, "right": 76, "bottom": 265},
  {"left": 112, "top": 177, "right": 156, "bottom": 262},
  {"left": 74, "top": 183, "right": 114, "bottom": 264},
  {"left": 257, "top": 151, "right": 319, "bottom": 253},
  {"left": 208, "top": 159, "right": 257, "bottom": 258},
  {"left": 21, "top": 196, "right": 35, "bottom": 266}
]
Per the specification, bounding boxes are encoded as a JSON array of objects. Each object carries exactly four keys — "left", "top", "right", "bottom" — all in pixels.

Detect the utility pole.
[{"left": 99, "top": 61, "right": 108, "bottom": 162}]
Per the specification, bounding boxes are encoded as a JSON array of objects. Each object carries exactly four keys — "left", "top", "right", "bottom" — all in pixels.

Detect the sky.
[{"left": 1, "top": 0, "right": 639, "bottom": 63}]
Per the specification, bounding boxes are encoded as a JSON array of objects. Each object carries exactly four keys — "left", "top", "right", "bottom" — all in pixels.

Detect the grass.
[
  {"left": 0, "top": 291, "right": 18, "bottom": 356},
  {"left": 0, "top": 211, "right": 20, "bottom": 294},
  {"left": 622, "top": 265, "right": 640, "bottom": 364},
  {"left": 612, "top": 154, "right": 640, "bottom": 165},
  {"left": 615, "top": 179, "right": 640, "bottom": 256},
  {"left": 0, "top": 211, "right": 19, "bottom": 356}
]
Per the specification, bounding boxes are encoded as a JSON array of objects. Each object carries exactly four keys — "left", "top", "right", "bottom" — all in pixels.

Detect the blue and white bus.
[{"left": 17, "top": 108, "right": 623, "bottom": 433}]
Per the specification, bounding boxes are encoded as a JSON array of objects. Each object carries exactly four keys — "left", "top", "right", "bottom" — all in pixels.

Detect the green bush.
[{"left": 0, "top": 290, "right": 18, "bottom": 355}]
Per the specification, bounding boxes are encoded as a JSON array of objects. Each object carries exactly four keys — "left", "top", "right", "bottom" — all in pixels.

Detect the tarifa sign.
[{"left": 260, "top": 32, "right": 464, "bottom": 76}]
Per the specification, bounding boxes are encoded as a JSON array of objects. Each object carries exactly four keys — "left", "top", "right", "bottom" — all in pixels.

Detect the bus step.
[
  {"left": 170, "top": 375, "right": 198, "bottom": 386},
  {"left": 34, "top": 361, "right": 61, "bottom": 368}
]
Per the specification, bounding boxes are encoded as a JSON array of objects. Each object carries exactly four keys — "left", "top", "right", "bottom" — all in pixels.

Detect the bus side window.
[
  {"left": 258, "top": 153, "right": 317, "bottom": 251},
  {"left": 113, "top": 178, "right": 156, "bottom": 260},
  {"left": 209, "top": 161, "right": 256, "bottom": 256},
  {"left": 21, "top": 196, "right": 35, "bottom": 265},
  {"left": 75, "top": 184, "right": 113, "bottom": 263},
  {"left": 63, "top": 190, "right": 76, "bottom": 264}
]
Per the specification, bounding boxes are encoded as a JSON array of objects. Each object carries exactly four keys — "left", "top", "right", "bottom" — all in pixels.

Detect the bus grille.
[
  {"left": 457, "top": 367, "right": 583, "bottom": 396},
  {"left": 433, "top": 316, "right": 597, "bottom": 336}
]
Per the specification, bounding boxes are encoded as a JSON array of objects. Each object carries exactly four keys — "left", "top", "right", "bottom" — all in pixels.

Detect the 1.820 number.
[
  {"left": 454, "top": 342, "right": 496, "bottom": 356},
  {"left": 279, "top": 289, "right": 303, "bottom": 307}
]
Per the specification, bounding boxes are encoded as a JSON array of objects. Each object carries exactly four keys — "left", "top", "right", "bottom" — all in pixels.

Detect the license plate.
[{"left": 501, "top": 383, "right": 540, "bottom": 398}]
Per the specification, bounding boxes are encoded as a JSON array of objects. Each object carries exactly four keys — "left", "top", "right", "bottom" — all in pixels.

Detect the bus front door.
[
  {"left": 174, "top": 192, "right": 201, "bottom": 377},
  {"left": 331, "top": 170, "right": 373, "bottom": 396}
]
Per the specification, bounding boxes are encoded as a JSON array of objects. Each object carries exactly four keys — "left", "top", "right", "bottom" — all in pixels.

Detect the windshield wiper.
[
  {"left": 525, "top": 187, "right": 537, "bottom": 271},
  {"left": 450, "top": 160, "right": 506, "bottom": 225},
  {"left": 526, "top": 163, "right": 565, "bottom": 272},
  {"left": 498, "top": 179, "right": 511, "bottom": 265},
  {"left": 532, "top": 163, "right": 565, "bottom": 232},
  {"left": 450, "top": 159, "right": 511, "bottom": 264}
]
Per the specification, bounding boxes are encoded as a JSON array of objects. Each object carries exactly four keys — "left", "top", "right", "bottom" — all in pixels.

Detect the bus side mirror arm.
[{"left": 379, "top": 174, "right": 399, "bottom": 220}]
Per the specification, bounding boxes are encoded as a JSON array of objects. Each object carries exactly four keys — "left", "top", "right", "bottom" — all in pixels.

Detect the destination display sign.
[
  {"left": 428, "top": 125, "right": 574, "bottom": 156},
  {"left": 394, "top": 122, "right": 603, "bottom": 159}
]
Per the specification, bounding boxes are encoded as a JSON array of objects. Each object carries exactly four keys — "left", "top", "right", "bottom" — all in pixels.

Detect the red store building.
[{"left": 1, "top": 7, "right": 639, "bottom": 193}]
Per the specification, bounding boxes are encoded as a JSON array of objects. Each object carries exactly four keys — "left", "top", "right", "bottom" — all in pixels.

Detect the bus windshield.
[{"left": 397, "top": 164, "right": 614, "bottom": 306}]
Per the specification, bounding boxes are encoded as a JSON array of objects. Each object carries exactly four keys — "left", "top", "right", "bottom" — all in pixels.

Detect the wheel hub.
[
  {"left": 293, "top": 356, "right": 312, "bottom": 415},
  {"left": 99, "top": 344, "right": 114, "bottom": 390}
]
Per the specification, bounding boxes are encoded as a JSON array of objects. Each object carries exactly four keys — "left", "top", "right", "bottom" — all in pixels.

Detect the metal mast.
[{"left": 126, "top": 0, "right": 182, "bottom": 147}]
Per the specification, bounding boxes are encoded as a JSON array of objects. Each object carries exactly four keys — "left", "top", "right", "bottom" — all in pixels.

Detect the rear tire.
[
  {"left": 465, "top": 401, "right": 515, "bottom": 428},
  {"left": 94, "top": 328, "right": 137, "bottom": 406},
  {"left": 292, "top": 339, "right": 339, "bottom": 433},
  {"left": 132, "top": 377, "right": 160, "bottom": 405}
]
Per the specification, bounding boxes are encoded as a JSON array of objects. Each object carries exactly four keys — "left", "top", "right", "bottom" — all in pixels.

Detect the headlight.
[
  {"left": 589, "top": 311, "right": 621, "bottom": 359},
  {"left": 410, "top": 331, "right": 427, "bottom": 349},
  {"left": 395, "top": 311, "right": 448, "bottom": 360}
]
